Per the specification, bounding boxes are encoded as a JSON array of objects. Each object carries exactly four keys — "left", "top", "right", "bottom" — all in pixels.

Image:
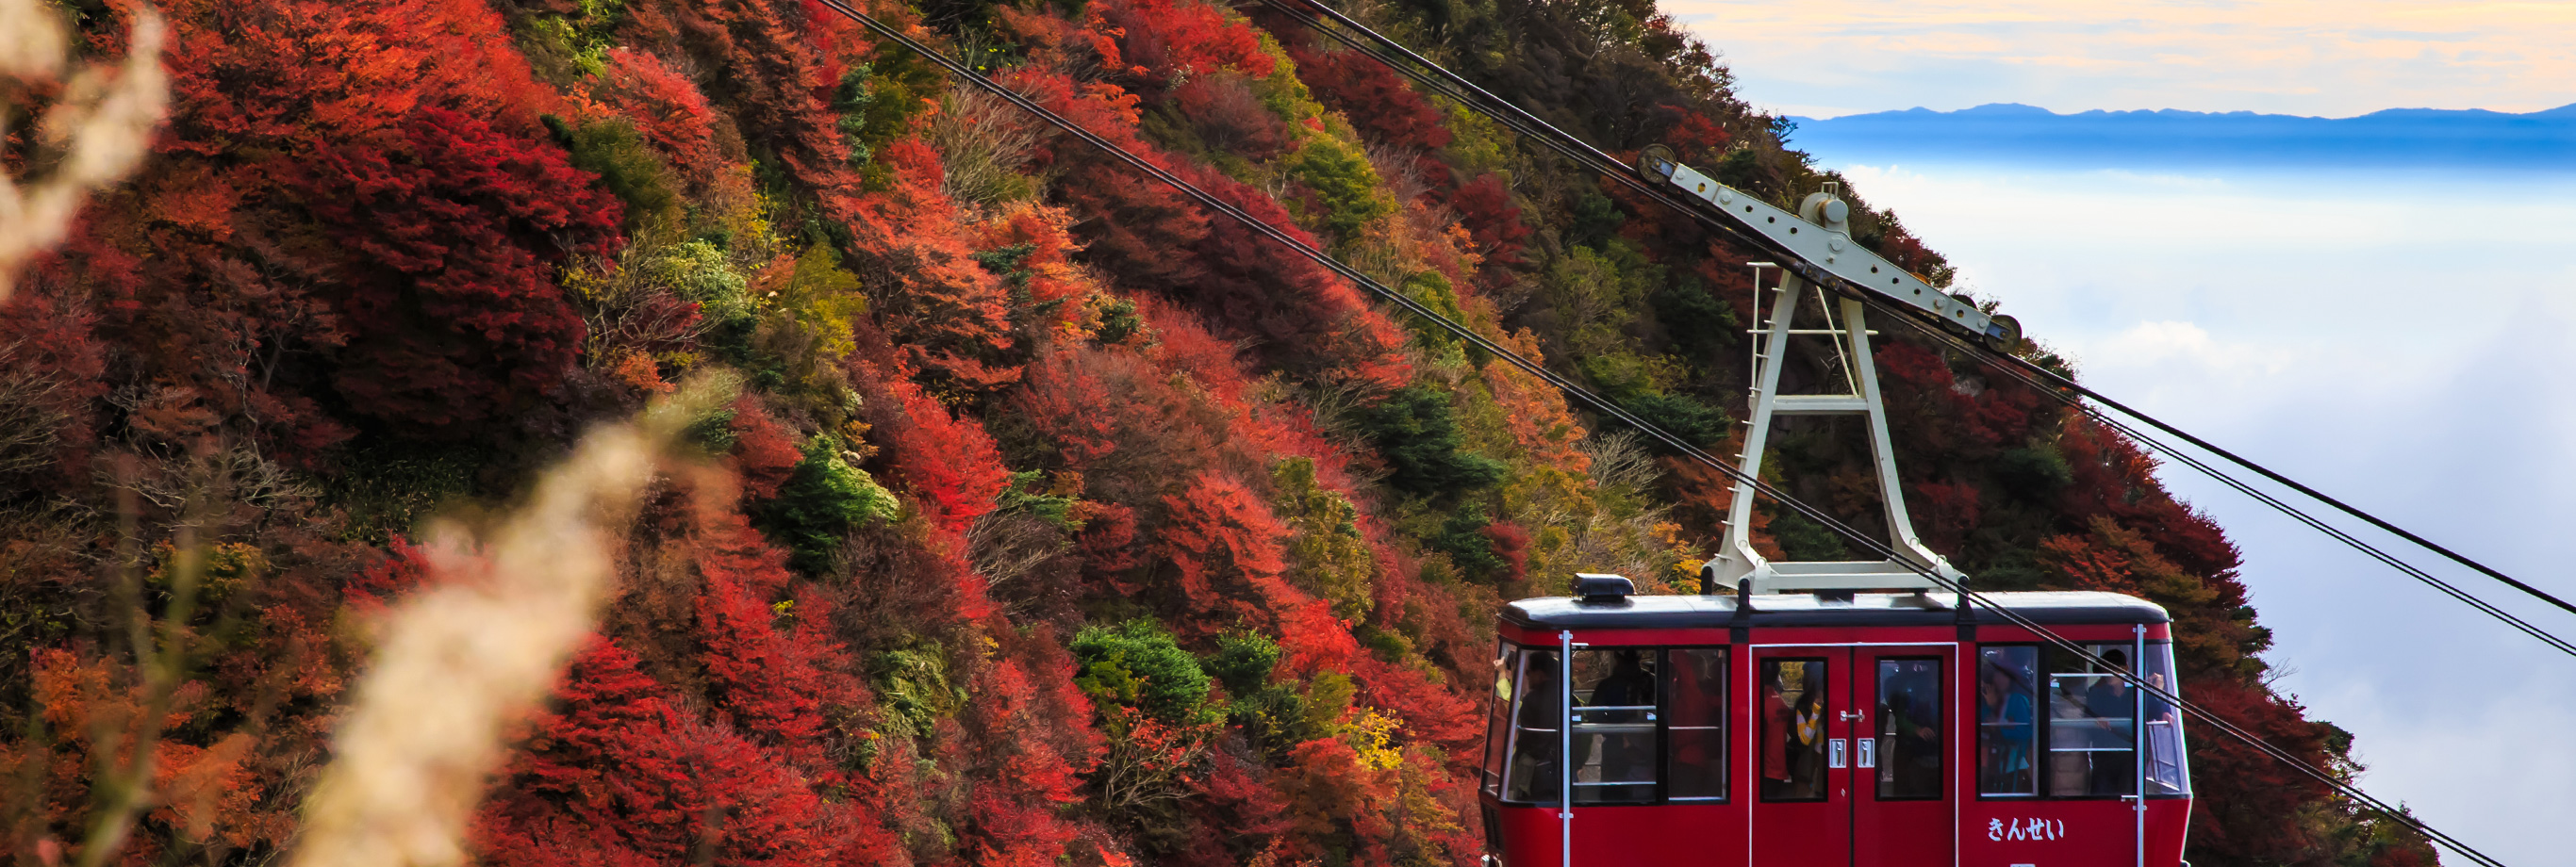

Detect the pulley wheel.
[
  {"left": 1638, "top": 143, "right": 1678, "bottom": 180},
  {"left": 1984, "top": 314, "right": 2023, "bottom": 352}
]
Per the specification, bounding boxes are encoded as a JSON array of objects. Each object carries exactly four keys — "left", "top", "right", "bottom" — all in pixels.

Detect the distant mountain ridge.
[{"left": 1785, "top": 102, "right": 2576, "bottom": 169}]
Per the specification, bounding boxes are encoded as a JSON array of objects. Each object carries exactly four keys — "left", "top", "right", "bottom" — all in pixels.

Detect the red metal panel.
[{"left": 1487, "top": 803, "right": 1743, "bottom": 867}]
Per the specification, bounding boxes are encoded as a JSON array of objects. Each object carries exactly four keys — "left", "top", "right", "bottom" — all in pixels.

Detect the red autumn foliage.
[
  {"left": 15, "top": 650, "right": 264, "bottom": 865},
  {"left": 1095, "top": 0, "right": 1277, "bottom": 91},
  {"left": 1010, "top": 64, "right": 1412, "bottom": 388},
  {"left": 688, "top": 508, "right": 861, "bottom": 762},
  {"left": 155, "top": 0, "right": 556, "bottom": 156},
  {"left": 1479, "top": 521, "right": 1532, "bottom": 586},
  {"left": 588, "top": 48, "right": 720, "bottom": 181},
  {"left": 976, "top": 203, "right": 1098, "bottom": 335},
  {"left": 1873, "top": 340, "right": 2036, "bottom": 457},
  {"left": 1447, "top": 172, "right": 1532, "bottom": 274},
  {"left": 475, "top": 640, "right": 898, "bottom": 867},
  {"left": 2166, "top": 678, "right": 2334, "bottom": 865},
  {"left": 1015, "top": 348, "right": 1130, "bottom": 466},
  {"left": 1175, "top": 746, "right": 1292, "bottom": 866},
  {"left": 851, "top": 359, "right": 1012, "bottom": 534},
  {"left": 344, "top": 536, "right": 434, "bottom": 610},
  {"left": 1157, "top": 471, "right": 1297, "bottom": 626},
  {"left": 620, "top": 0, "right": 859, "bottom": 200},
  {"left": 1909, "top": 479, "right": 1981, "bottom": 554},
  {"left": 2053, "top": 415, "right": 2244, "bottom": 581},
  {"left": 33, "top": 0, "right": 604, "bottom": 453},
  {"left": 0, "top": 286, "right": 109, "bottom": 488},
  {"left": 847, "top": 138, "right": 1025, "bottom": 394},
  {"left": 1076, "top": 500, "right": 1144, "bottom": 579},
  {"left": 959, "top": 639, "right": 1103, "bottom": 867},
  {"left": 1172, "top": 75, "right": 1293, "bottom": 160},
  {"left": 726, "top": 399, "right": 806, "bottom": 500},
  {"left": 301, "top": 106, "right": 623, "bottom": 428},
  {"left": 1283, "top": 46, "right": 1454, "bottom": 152},
  {"left": 1653, "top": 107, "right": 1731, "bottom": 164}
]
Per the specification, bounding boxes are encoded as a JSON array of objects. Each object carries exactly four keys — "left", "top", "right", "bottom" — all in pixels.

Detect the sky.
[
  {"left": 1662, "top": 0, "right": 2576, "bottom": 118},
  {"left": 1643, "top": 1, "right": 2576, "bottom": 861}
]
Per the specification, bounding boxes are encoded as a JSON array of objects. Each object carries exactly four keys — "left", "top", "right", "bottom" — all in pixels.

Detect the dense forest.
[{"left": 0, "top": 0, "right": 2440, "bottom": 865}]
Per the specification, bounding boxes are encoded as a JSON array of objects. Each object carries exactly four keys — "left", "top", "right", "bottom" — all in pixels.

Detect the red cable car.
[
  {"left": 1475, "top": 578, "right": 2191, "bottom": 867},
  {"left": 1472, "top": 155, "right": 2191, "bottom": 865}
]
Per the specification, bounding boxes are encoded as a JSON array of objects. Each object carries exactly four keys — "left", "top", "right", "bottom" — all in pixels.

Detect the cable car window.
[
  {"left": 2141, "top": 641, "right": 2190, "bottom": 796},
  {"left": 2046, "top": 644, "right": 2138, "bottom": 797},
  {"left": 1482, "top": 644, "right": 1515, "bottom": 797},
  {"left": 1759, "top": 658, "right": 1828, "bottom": 801},
  {"left": 1664, "top": 648, "right": 1727, "bottom": 801},
  {"left": 1569, "top": 648, "right": 1658, "bottom": 803},
  {"left": 1501, "top": 649, "right": 1560, "bottom": 803},
  {"left": 1977, "top": 646, "right": 2039, "bottom": 796},
  {"left": 1875, "top": 658, "right": 1942, "bottom": 799}
]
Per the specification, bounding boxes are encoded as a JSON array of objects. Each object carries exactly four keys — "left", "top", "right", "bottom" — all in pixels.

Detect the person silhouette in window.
[
  {"left": 1791, "top": 687, "right": 1825, "bottom": 794},
  {"left": 1881, "top": 664, "right": 1940, "bottom": 795},
  {"left": 1586, "top": 650, "right": 1656, "bottom": 798},
  {"left": 2142, "top": 670, "right": 2182, "bottom": 793},
  {"left": 2084, "top": 649, "right": 2136, "bottom": 794},
  {"left": 1509, "top": 655, "right": 1561, "bottom": 802},
  {"left": 1979, "top": 662, "right": 2035, "bottom": 793}
]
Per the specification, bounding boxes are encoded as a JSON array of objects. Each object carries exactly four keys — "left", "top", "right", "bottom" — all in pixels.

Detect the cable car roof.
[{"left": 1502, "top": 591, "right": 2169, "bottom": 630}]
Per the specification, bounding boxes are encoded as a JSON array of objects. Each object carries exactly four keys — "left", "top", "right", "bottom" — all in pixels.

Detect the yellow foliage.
[{"left": 1346, "top": 710, "right": 1404, "bottom": 772}]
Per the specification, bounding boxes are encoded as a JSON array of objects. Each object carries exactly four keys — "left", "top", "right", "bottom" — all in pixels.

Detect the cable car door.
[
  {"left": 1749, "top": 647, "right": 1849, "bottom": 867},
  {"left": 1854, "top": 647, "right": 1955, "bottom": 867}
]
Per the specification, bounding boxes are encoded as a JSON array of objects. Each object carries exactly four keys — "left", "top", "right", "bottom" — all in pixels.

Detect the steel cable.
[{"left": 793, "top": 4, "right": 2510, "bottom": 863}]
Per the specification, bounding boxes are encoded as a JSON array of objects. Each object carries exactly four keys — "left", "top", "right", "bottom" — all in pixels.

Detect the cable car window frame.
[
  {"left": 1498, "top": 647, "right": 1560, "bottom": 804},
  {"left": 1481, "top": 641, "right": 1514, "bottom": 797},
  {"left": 1871, "top": 655, "right": 1945, "bottom": 801},
  {"left": 2140, "top": 640, "right": 2190, "bottom": 797},
  {"left": 1566, "top": 648, "right": 1660, "bottom": 805},
  {"left": 1974, "top": 644, "right": 2041, "bottom": 798},
  {"left": 1662, "top": 646, "right": 1729, "bottom": 803},
  {"left": 1486, "top": 642, "right": 1732, "bottom": 807},
  {"left": 2043, "top": 642, "right": 2142, "bottom": 799},
  {"left": 1973, "top": 639, "right": 2191, "bottom": 802},
  {"left": 1757, "top": 655, "right": 1832, "bottom": 803}
]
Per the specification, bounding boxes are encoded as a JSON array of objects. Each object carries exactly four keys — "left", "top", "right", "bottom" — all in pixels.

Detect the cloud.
[
  {"left": 1667, "top": 0, "right": 2576, "bottom": 117},
  {"left": 2081, "top": 319, "right": 2296, "bottom": 380}
]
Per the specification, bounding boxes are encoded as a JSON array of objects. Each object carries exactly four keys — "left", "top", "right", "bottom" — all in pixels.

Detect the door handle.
[
  {"left": 1840, "top": 711, "right": 1864, "bottom": 722},
  {"left": 1857, "top": 737, "right": 1876, "bottom": 769},
  {"left": 1827, "top": 738, "right": 1847, "bottom": 768}
]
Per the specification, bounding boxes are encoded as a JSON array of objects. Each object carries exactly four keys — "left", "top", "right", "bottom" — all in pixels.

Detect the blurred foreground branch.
[
  {"left": 284, "top": 375, "right": 736, "bottom": 867},
  {"left": 0, "top": 0, "right": 167, "bottom": 300}
]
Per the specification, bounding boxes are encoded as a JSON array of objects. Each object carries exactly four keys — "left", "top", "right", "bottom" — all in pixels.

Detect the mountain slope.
[{"left": 0, "top": 1, "right": 2437, "bottom": 866}]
